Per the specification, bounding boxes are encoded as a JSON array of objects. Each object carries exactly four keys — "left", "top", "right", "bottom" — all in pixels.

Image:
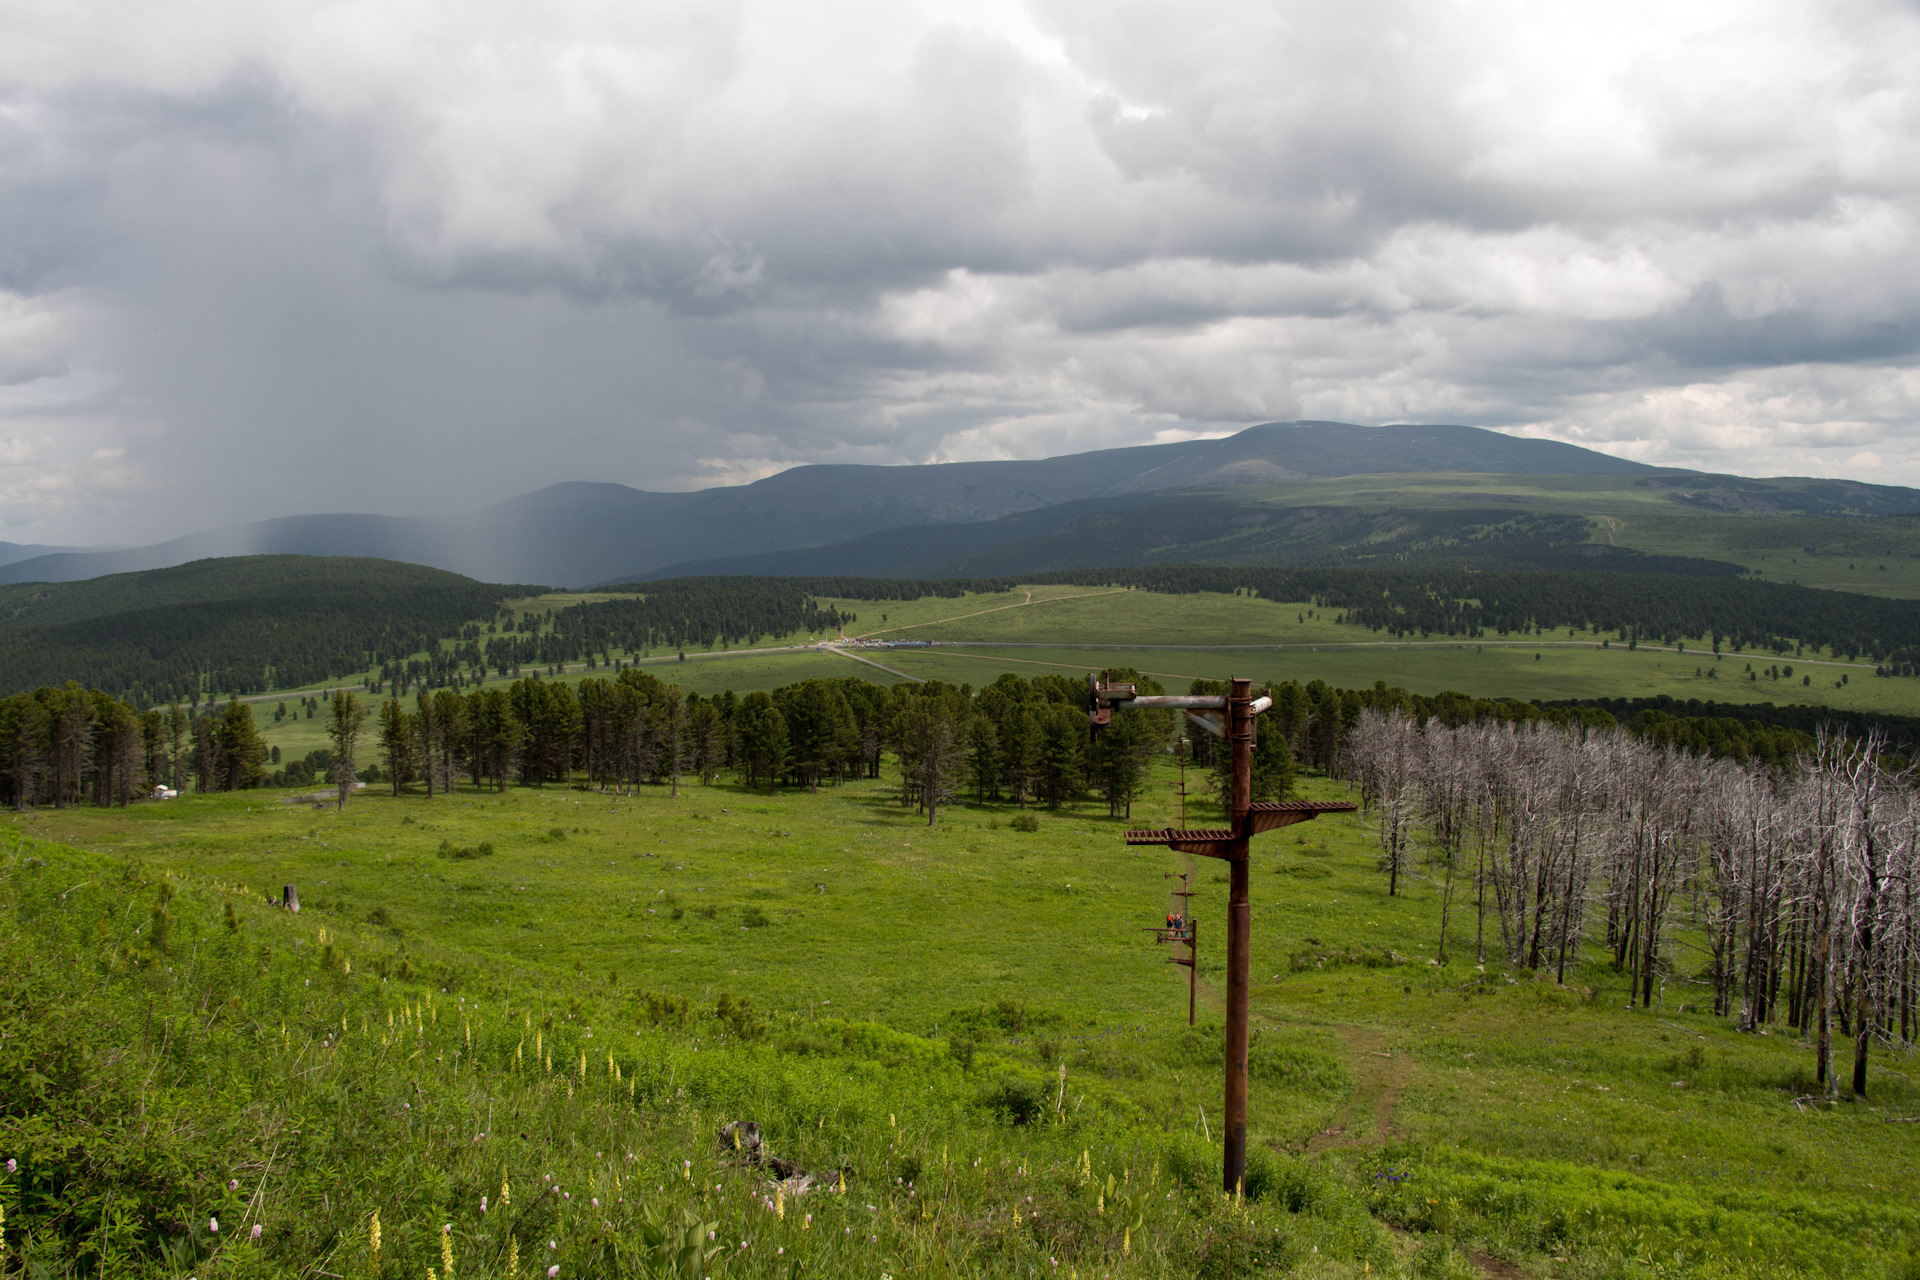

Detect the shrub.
[
  {"left": 714, "top": 991, "right": 765, "bottom": 1041},
  {"left": 981, "top": 1070, "right": 1051, "bottom": 1124},
  {"left": 1010, "top": 813, "right": 1039, "bottom": 832},
  {"left": 740, "top": 906, "right": 771, "bottom": 928},
  {"left": 639, "top": 990, "right": 690, "bottom": 1027},
  {"left": 948, "top": 1034, "right": 977, "bottom": 1069}
]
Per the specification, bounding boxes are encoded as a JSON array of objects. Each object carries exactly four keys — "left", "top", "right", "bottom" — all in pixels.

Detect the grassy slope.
[
  {"left": 1212, "top": 474, "right": 1920, "bottom": 598},
  {"left": 13, "top": 766, "right": 1918, "bottom": 1278}
]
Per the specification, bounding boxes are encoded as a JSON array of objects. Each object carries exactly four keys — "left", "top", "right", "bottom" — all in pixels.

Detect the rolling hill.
[
  {"left": 0, "top": 557, "right": 536, "bottom": 701},
  {"left": 0, "top": 421, "right": 1683, "bottom": 588}
]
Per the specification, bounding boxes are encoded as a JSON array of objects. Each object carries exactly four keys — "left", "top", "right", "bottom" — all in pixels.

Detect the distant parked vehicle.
[{"left": 150, "top": 786, "right": 179, "bottom": 800}]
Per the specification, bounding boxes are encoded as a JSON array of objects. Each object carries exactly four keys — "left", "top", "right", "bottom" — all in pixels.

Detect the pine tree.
[{"left": 327, "top": 692, "right": 366, "bottom": 809}]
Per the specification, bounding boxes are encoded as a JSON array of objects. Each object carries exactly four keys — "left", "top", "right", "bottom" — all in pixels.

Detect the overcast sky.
[{"left": 5, "top": 0, "right": 1920, "bottom": 544}]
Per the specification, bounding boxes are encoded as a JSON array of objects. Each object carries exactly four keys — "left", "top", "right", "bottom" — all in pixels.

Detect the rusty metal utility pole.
[{"left": 1092, "top": 674, "right": 1354, "bottom": 1196}]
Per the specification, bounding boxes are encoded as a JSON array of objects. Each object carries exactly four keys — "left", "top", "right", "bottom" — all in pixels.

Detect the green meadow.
[
  {"left": 10, "top": 753, "right": 1920, "bottom": 1277},
  {"left": 1187, "top": 473, "right": 1920, "bottom": 599}
]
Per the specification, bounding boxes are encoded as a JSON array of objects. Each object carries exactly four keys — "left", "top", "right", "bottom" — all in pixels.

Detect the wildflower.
[
  {"left": 370, "top": 1210, "right": 382, "bottom": 1263},
  {"left": 548, "top": 1268, "right": 560, "bottom": 1279},
  {"left": 591, "top": 1198, "right": 598, "bottom": 1209},
  {"left": 441, "top": 1221, "right": 454, "bottom": 1277},
  {"left": 481, "top": 1196, "right": 488, "bottom": 1214},
  {"left": 507, "top": 1236, "right": 519, "bottom": 1276},
  {"left": 4, "top": 1159, "right": 13, "bottom": 1174},
  {"left": 229, "top": 1179, "right": 240, "bottom": 1191},
  {"left": 251, "top": 1224, "right": 263, "bottom": 1241},
  {"left": 210, "top": 1217, "right": 219, "bottom": 1234}
]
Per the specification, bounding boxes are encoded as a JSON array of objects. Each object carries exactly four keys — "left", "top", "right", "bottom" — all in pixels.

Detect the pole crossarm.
[
  {"left": 1124, "top": 826, "right": 1235, "bottom": 860},
  {"left": 1124, "top": 802, "right": 1356, "bottom": 859},
  {"left": 1249, "top": 800, "right": 1357, "bottom": 832}
]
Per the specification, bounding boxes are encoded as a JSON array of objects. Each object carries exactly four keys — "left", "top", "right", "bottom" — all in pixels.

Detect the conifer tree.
[{"left": 327, "top": 691, "right": 366, "bottom": 809}]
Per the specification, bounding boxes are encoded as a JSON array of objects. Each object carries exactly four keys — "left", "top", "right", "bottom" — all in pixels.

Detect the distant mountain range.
[{"left": 3, "top": 421, "right": 1913, "bottom": 588}]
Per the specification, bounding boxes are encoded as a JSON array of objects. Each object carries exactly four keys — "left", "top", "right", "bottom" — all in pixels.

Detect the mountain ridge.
[{"left": 1, "top": 421, "right": 1694, "bottom": 587}]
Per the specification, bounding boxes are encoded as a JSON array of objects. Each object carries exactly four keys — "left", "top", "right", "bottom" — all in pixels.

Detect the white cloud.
[{"left": 1, "top": 0, "right": 1919, "bottom": 540}]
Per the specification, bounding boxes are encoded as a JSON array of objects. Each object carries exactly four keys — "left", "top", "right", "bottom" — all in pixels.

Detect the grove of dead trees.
[{"left": 1346, "top": 710, "right": 1918, "bottom": 1098}]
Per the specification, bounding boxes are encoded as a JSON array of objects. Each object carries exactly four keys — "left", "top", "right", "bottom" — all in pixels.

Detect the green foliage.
[
  {"left": 714, "top": 990, "right": 766, "bottom": 1041},
  {"left": 0, "top": 556, "right": 536, "bottom": 701}
]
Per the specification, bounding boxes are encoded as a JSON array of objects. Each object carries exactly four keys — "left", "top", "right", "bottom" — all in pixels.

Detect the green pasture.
[
  {"left": 871, "top": 642, "right": 1918, "bottom": 717},
  {"left": 1210, "top": 472, "right": 1920, "bottom": 598},
  {"left": 237, "top": 584, "right": 1920, "bottom": 777},
  {"left": 12, "top": 759, "right": 1920, "bottom": 1277}
]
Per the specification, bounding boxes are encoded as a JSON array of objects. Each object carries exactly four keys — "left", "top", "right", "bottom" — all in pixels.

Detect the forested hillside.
[
  {"left": 645, "top": 496, "right": 1749, "bottom": 581},
  {"left": 0, "top": 558, "right": 537, "bottom": 704}
]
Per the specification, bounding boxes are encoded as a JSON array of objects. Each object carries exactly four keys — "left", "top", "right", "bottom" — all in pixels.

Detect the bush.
[
  {"left": 714, "top": 991, "right": 765, "bottom": 1041},
  {"left": 1010, "top": 813, "right": 1039, "bottom": 832},
  {"left": 639, "top": 990, "right": 691, "bottom": 1027},
  {"left": 740, "top": 906, "right": 771, "bottom": 928},
  {"left": 436, "top": 840, "right": 494, "bottom": 860},
  {"left": 981, "top": 1070, "right": 1051, "bottom": 1124}
]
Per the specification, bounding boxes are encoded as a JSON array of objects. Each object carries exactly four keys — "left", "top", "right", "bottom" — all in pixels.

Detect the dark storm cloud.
[{"left": 2, "top": 0, "right": 1919, "bottom": 540}]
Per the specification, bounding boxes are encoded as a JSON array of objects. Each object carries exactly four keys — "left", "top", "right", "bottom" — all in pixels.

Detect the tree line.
[
  {"left": 0, "top": 668, "right": 1177, "bottom": 823},
  {"left": 7, "top": 658, "right": 1844, "bottom": 820},
  {"left": 1346, "top": 709, "right": 1917, "bottom": 1098}
]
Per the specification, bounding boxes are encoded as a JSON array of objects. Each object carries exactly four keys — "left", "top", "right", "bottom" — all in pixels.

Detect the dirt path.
[
  {"left": 851, "top": 588, "right": 1128, "bottom": 639},
  {"left": 1306, "top": 1026, "right": 1412, "bottom": 1152},
  {"left": 824, "top": 646, "right": 922, "bottom": 682}
]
